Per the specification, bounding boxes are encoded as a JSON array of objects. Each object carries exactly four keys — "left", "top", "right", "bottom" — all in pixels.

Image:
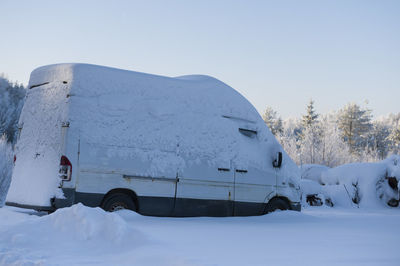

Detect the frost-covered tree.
[
  {"left": 299, "top": 100, "right": 321, "bottom": 164},
  {"left": 0, "top": 134, "right": 13, "bottom": 206},
  {"left": 388, "top": 124, "right": 400, "bottom": 154},
  {"left": 275, "top": 101, "right": 396, "bottom": 167},
  {"left": 0, "top": 76, "right": 26, "bottom": 143},
  {"left": 299, "top": 124, "right": 321, "bottom": 164},
  {"left": 277, "top": 118, "right": 302, "bottom": 165},
  {"left": 262, "top": 106, "right": 283, "bottom": 136},
  {"left": 337, "top": 103, "right": 372, "bottom": 154},
  {"left": 368, "top": 121, "right": 391, "bottom": 160},
  {"left": 319, "top": 113, "right": 352, "bottom": 167},
  {"left": 301, "top": 99, "right": 319, "bottom": 129}
]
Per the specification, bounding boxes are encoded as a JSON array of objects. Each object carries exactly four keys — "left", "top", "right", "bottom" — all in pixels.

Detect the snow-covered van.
[{"left": 6, "top": 63, "right": 301, "bottom": 216}]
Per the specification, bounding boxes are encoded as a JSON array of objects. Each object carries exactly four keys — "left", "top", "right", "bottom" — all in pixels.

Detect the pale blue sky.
[{"left": 1, "top": 0, "right": 399, "bottom": 118}]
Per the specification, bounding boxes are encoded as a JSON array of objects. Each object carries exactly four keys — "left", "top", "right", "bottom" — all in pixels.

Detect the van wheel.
[
  {"left": 265, "top": 198, "right": 290, "bottom": 214},
  {"left": 101, "top": 193, "right": 136, "bottom": 212}
]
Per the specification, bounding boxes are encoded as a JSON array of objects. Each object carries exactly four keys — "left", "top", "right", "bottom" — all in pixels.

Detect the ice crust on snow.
[{"left": 7, "top": 63, "right": 300, "bottom": 206}]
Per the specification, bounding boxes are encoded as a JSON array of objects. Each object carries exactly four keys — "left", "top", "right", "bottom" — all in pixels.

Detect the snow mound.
[
  {"left": 301, "top": 155, "right": 400, "bottom": 208},
  {"left": 0, "top": 204, "right": 147, "bottom": 265},
  {"left": 48, "top": 203, "right": 128, "bottom": 242}
]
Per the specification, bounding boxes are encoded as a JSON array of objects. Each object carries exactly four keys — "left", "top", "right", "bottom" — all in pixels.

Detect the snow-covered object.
[
  {"left": 6, "top": 63, "right": 300, "bottom": 207},
  {"left": 321, "top": 155, "right": 400, "bottom": 208},
  {"left": 301, "top": 155, "right": 400, "bottom": 208},
  {"left": 300, "top": 179, "right": 323, "bottom": 196},
  {"left": 300, "top": 164, "right": 330, "bottom": 184}
]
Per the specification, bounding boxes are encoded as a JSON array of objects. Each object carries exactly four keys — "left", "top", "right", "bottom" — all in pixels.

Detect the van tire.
[
  {"left": 101, "top": 193, "right": 136, "bottom": 212},
  {"left": 264, "top": 198, "right": 290, "bottom": 214}
]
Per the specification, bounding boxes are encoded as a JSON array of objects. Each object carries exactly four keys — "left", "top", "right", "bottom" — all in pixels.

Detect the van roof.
[
  {"left": 28, "top": 63, "right": 263, "bottom": 124},
  {"left": 28, "top": 63, "right": 226, "bottom": 89}
]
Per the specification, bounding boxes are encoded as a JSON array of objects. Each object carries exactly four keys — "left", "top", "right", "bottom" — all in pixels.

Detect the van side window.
[
  {"left": 238, "top": 128, "right": 257, "bottom": 138},
  {"left": 29, "top": 82, "right": 49, "bottom": 89}
]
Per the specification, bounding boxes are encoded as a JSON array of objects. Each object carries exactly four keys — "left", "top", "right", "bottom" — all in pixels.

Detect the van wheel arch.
[
  {"left": 101, "top": 188, "right": 139, "bottom": 212},
  {"left": 264, "top": 196, "right": 291, "bottom": 214}
]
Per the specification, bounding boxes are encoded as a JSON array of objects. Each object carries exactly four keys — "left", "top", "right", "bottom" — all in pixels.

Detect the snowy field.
[{"left": 0, "top": 204, "right": 399, "bottom": 266}]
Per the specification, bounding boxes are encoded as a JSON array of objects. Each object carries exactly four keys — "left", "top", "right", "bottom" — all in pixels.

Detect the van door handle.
[
  {"left": 235, "top": 169, "right": 248, "bottom": 173},
  {"left": 218, "top": 168, "right": 230, "bottom": 172}
]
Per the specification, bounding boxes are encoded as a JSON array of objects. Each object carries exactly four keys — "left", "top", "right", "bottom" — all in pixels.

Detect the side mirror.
[{"left": 273, "top": 152, "right": 283, "bottom": 168}]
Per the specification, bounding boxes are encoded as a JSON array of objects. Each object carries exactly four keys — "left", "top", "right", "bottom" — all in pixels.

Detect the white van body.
[{"left": 6, "top": 63, "right": 301, "bottom": 216}]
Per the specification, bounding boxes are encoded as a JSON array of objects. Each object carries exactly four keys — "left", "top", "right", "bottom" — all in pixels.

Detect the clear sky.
[{"left": 1, "top": 0, "right": 399, "bottom": 118}]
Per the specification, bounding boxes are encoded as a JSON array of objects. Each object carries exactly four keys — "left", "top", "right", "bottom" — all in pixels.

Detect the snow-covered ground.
[{"left": 0, "top": 204, "right": 399, "bottom": 266}]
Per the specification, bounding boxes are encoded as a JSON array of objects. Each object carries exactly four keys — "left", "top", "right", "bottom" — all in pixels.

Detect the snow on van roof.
[
  {"left": 29, "top": 63, "right": 262, "bottom": 127},
  {"left": 30, "top": 64, "right": 224, "bottom": 89}
]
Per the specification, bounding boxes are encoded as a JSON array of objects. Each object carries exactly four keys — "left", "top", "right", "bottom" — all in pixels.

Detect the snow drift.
[{"left": 0, "top": 204, "right": 145, "bottom": 265}]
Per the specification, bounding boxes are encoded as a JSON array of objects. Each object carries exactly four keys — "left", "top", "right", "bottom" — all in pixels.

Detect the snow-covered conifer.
[
  {"left": 262, "top": 106, "right": 283, "bottom": 136},
  {"left": 337, "top": 103, "right": 372, "bottom": 153},
  {"left": 0, "top": 76, "right": 26, "bottom": 143},
  {"left": 299, "top": 100, "right": 321, "bottom": 164},
  {"left": 301, "top": 99, "right": 319, "bottom": 129}
]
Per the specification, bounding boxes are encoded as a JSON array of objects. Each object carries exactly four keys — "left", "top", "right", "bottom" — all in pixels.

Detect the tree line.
[
  {"left": 263, "top": 100, "right": 400, "bottom": 167},
  {"left": 0, "top": 75, "right": 25, "bottom": 143}
]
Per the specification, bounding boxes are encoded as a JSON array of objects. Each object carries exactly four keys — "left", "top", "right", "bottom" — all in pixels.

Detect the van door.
[
  {"left": 7, "top": 81, "right": 70, "bottom": 207},
  {"left": 233, "top": 165, "right": 276, "bottom": 216},
  {"left": 174, "top": 156, "right": 234, "bottom": 217},
  {"left": 275, "top": 163, "right": 286, "bottom": 193}
]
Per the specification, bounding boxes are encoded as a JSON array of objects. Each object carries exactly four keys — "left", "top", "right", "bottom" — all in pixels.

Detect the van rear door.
[{"left": 6, "top": 81, "right": 70, "bottom": 207}]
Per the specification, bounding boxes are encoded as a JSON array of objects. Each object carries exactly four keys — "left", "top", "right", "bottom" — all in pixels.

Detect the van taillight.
[{"left": 59, "top": 155, "right": 72, "bottom": 181}]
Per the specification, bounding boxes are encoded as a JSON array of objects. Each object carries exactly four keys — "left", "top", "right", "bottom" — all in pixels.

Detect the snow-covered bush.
[
  {"left": 0, "top": 134, "right": 13, "bottom": 206},
  {"left": 300, "top": 155, "right": 400, "bottom": 208}
]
